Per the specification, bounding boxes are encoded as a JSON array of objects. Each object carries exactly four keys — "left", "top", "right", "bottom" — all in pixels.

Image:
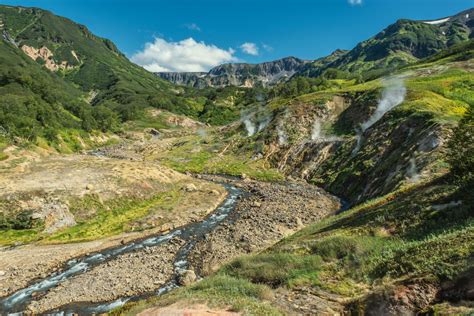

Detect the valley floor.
[{"left": 0, "top": 125, "right": 340, "bottom": 314}]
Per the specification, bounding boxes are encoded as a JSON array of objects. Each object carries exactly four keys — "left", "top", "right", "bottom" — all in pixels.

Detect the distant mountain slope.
[
  {"left": 156, "top": 57, "right": 309, "bottom": 88},
  {"left": 299, "top": 8, "right": 474, "bottom": 77}
]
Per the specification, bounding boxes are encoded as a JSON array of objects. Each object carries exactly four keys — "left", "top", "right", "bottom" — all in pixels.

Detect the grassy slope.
[
  {"left": 0, "top": 36, "right": 115, "bottom": 153},
  {"left": 0, "top": 5, "right": 213, "bottom": 147},
  {"left": 246, "top": 41, "right": 473, "bottom": 204},
  {"left": 146, "top": 127, "right": 284, "bottom": 182},
  {"left": 116, "top": 177, "right": 472, "bottom": 315}
]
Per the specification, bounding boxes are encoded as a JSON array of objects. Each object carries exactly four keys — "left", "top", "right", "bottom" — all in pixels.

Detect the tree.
[
  {"left": 447, "top": 108, "right": 473, "bottom": 186},
  {"left": 92, "top": 105, "right": 120, "bottom": 132}
]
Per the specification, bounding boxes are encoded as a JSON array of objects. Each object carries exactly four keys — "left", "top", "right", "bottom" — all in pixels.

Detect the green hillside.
[
  {"left": 0, "top": 5, "right": 211, "bottom": 148},
  {"left": 299, "top": 8, "right": 474, "bottom": 78},
  {"left": 0, "top": 36, "right": 120, "bottom": 146}
]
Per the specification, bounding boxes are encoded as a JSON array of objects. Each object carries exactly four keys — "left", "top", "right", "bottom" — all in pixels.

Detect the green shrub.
[{"left": 224, "top": 253, "right": 322, "bottom": 287}]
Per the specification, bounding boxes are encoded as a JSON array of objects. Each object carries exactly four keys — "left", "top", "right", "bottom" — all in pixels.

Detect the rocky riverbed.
[
  {"left": 27, "top": 238, "right": 185, "bottom": 313},
  {"left": 188, "top": 175, "right": 341, "bottom": 275}
]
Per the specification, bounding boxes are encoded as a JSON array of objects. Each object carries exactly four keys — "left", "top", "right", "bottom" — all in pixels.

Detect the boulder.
[
  {"left": 183, "top": 183, "right": 197, "bottom": 192},
  {"left": 177, "top": 269, "right": 196, "bottom": 286},
  {"left": 145, "top": 128, "right": 161, "bottom": 136}
]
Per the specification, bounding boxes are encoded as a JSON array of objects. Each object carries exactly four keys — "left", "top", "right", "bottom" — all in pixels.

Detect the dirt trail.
[{"left": 137, "top": 303, "right": 240, "bottom": 316}]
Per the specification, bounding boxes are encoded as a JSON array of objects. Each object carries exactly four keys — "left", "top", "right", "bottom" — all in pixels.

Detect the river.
[{"left": 0, "top": 184, "right": 243, "bottom": 315}]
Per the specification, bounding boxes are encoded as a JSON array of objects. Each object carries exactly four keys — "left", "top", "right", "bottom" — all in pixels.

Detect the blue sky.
[{"left": 1, "top": 0, "right": 472, "bottom": 71}]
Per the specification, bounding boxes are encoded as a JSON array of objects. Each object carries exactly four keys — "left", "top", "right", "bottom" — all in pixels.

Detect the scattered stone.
[
  {"left": 31, "top": 212, "right": 43, "bottom": 220},
  {"left": 145, "top": 128, "right": 160, "bottom": 137},
  {"left": 177, "top": 269, "right": 197, "bottom": 286},
  {"left": 183, "top": 183, "right": 197, "bottom": 192},
  {"left": 188, "top": 175, "right": 340, "bottom": 276},
  {"left": 252, "top": 201, "right": 262, "bottom": 207}
]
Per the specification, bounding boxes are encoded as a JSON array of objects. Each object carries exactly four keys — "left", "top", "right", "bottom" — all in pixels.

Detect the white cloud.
[
  {"left": 185, "top": 23, "right": 201, "bottom": 31},
  {"left": 348, "top": 0, "right": 362, "bottom": 5},
  {"left": 240, "top": 42, "right": 259, "bottom": 56},
  {"left": 262, "top": 43, "right": 273, "bottom": 52},
  {"left": 131, "top": 37, "right": 238, "bottom": 72}
]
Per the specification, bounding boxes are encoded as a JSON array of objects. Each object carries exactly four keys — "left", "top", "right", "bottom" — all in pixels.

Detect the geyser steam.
[
  {"left": 244, "top": 118, "right": 256, "bottom": 136},
  {"left": 407, "top": 156, "right": 420, "bottom": 183},
  {"left": 242, "top": 110, "right": 272, "bottom": 137},
  {"left": 352, "top": 76, "right": 407, "bottom": 155},
  {"left": 277, "top": 111, "right": 289, "bottom": 145},
  {"left": 258, "top": 116, "right": 271, "bottom": 132},
  {"left": 361, "top": 77, "right": 407, "bottom": 132},
  {"left": 311, "top": 119, "right": 340, "bottom": 142},
  {"left": 311, "top": 120, "right": 322, "bottom": 141}
]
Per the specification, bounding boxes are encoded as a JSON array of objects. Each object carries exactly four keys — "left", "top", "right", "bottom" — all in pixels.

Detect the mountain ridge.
[
  {"left": 156, "top": 56, "right": 309, "bottom": 88},
  {"left": 155, "top": 56, "right": 308, "bottom": 88},
  {"left": 157, "top": 8, "right": 474, "bottom": 88}
]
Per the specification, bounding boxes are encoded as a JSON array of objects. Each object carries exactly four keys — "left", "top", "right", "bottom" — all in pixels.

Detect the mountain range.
[
  {"left": 157, "top": 8, "right": 474, "bottom": 88},
  {"left": 157, "top": 56, "right": 309, "bottom": 88}
]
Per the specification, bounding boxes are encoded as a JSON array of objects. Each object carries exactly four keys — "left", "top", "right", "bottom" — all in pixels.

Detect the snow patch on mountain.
[{"left": 423, "top": 17, "right": 450, "bottom": 25}]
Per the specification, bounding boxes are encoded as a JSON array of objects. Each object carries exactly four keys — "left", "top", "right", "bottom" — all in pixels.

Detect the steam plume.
[
  {"left": 352, "top": 76, "right": 407, "bottom": 155},
  {"left": 311, "top": 120, "right": 322, "bottom": 141},
  {"left": 258, "top": 116, "right": 271, "bottom": 132},
  {"left": 197, "top": 128, "right": 207, "bottom": 138},
  {"left": 407, "top": 156, "right": 420, "bottom": 183},
  {"left": 243, "top": 118, "right": 256, "bottom": 136},
  {"left": 361, "top": 77, "right": 407, "bottom": 132},
  {"left": 311, "top": 119, "right": 340, "bottom": 142}
]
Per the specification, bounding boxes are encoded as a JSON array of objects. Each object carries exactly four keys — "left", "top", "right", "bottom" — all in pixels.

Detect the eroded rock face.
[
  {"left": 36, "top": 199, "right": 76, "bottom": 234},
  {"left": 20, "top": 45, "right": 78, "bottom": 71},
  {"left": 355, "top": 280, "right": 440, "bottom": 316},
  {"left": 259, "top": 91, "right": 449, "bottom": 203}
]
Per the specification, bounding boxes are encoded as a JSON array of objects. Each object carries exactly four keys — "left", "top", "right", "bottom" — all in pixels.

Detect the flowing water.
[{"left": 0, "top": 184, "right": 243, "bottom": 315}]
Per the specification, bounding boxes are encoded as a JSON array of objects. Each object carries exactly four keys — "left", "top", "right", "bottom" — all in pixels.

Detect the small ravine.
[{"left": 0, "top": 184, "right": 243, "bottom": 315}]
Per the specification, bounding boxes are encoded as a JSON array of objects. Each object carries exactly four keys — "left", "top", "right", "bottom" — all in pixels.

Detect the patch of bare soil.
[
  {"left": 274, "top": 286, "right": 347, "bottom": 315},
  {"left": 0, "top": 153, "right": 226, "bottom": 232},
  {"left": 137, "top": 303, "right": 240, "bottom": 316}
]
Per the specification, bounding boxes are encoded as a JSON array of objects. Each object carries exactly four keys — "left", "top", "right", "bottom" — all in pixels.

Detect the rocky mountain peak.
[{"left": 156, "top": 56, "right": 309, "bottom": 88}]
